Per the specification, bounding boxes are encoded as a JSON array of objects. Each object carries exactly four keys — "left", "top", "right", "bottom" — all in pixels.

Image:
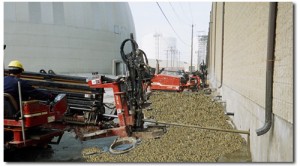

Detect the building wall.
[
  {"left": 4, "top": 2, "right": 135, "bottom": 74},
  {"left": 207, "top": 2, "right": 293, "bottom": 162},
  {"left": 214, "top": 3, "right": 223, "bottom": 89},
  {"left": 273, "top": 3, "right": 293, "bottom": 124}
]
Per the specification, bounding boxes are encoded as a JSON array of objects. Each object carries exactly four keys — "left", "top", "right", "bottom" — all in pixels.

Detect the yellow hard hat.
[{"left": 8, "top": 60, "right": 24, "bottom": 71}]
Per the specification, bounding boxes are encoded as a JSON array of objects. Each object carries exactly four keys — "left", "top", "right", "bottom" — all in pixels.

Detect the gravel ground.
[{"left": 83, "top": 91, "right": 248, "bottom": 162}]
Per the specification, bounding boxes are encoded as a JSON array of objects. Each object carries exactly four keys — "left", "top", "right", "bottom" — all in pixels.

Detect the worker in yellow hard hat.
[
  {"left": 7, "top": 60, "right": 24, "bottom": 74},
  {"left": 4, "top": 60, "right": 55, "bottom": 109}
]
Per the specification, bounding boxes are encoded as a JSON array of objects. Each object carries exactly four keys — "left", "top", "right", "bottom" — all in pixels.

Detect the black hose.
[
  {"left": 119, "top": 35, "right": 151, "bottom": 111},
  {"left": 138, "top": 49, "right": 149, "bottom": 65},
  {"left": 120, "top": 38, "right": 138, "bottom": 63}
]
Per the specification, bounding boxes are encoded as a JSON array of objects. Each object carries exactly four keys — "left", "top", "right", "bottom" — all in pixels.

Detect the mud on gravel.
[{"left": 83, "top": 91, "right": 248, "bottom": 162}]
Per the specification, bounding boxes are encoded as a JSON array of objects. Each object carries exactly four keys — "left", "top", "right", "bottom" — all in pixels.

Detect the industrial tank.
[{"left": 4, "top": 2, "right": 135, "bottom": 74}]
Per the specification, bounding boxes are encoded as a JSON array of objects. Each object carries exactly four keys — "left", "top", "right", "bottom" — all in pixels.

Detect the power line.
[
  {"left": 169, "top": 2, "right": 190, "bottom": 26},
  {"left": 156, "top": 2, "right": 189, "bottom": 46},
  {"left": 178, "top": 2, "right": 193, "bottom": 25}
]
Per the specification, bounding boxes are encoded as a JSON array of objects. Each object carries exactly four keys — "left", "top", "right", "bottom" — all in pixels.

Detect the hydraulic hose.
[
  {"left": 120, "top": 38, "right": 139, "bottom": 63},
  {"left": 138, "top": 49, "right": 149, "bottom": 65},
  {"left": 120, "top": 36, "right": 147, "bottom": 110}
]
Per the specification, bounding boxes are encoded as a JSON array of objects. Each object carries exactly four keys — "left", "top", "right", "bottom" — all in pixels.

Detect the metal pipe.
[
  {"left": 190, "top": 24, "right": 194, "bottom": 72},
  {"left": 7, "top": 70, "right": 88, "bottom": 82},
  {"left": 103, "top": 114, "right": 118, "bottom": 118},
  {"left": 213, "top": 3, "right": 217, "bottom": 75},
  {"left": 18, "top": 81, "right": 26, "bottom": 145},
  {"left": 24, "top": 79, "right": 91, "bottom": 90},
  {"left": 69, "top": 106, "right": 92, "bottom": 111},
  {"left": 39, "top": 89, "right": 100, "bottom": 99},
  {"left": 68, "top": 103, "right": 93, "bottom": 109},
  {"left": 256, "top": 2, "right": 277, "bottom": 136},
  {"left": 5, "top": 69, "right": 118, "bottom": 84},
  {"left": 206, "top": 21, "right": 212, "bottom": 73},
  {"left": 67, "top": 99, "right": 98, "bottom": 106},
  {"left": 143, "top": 119, "right": 250, "bottom": 135},
  {"left": 218, "top": 2, "right": 225, "bottom": 88},
  {"left": 226, "top": 112, "right": 234, "bottom": 116},
  {"left": 155, "top": 59, "right": 159, "bottom": 75}
]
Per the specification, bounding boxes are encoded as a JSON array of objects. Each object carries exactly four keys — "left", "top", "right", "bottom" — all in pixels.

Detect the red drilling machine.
[
  {"left": 150, "top": 62, "right": 201, "bottom": 92},
  {"left": 4, "top": 34, "right": 154, "bottom": 149}
]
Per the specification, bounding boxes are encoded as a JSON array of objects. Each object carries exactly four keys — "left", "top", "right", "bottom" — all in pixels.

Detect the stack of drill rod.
[{"left": 4, "top": 69, "right": 105, "bottom": 113}]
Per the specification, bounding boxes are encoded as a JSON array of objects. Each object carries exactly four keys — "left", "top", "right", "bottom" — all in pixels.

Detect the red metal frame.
[
  {"left": 4, "top": 127, "right": 63, "bottom": 148},
  {"left": 150, "top": 73, "right": 202, "bottom": 92},
  {"left": 150, "top": 74, "right": 184, "bottom": 92},
  {"left": 87, "top": 78, "right": 134, "bottom": 138}
]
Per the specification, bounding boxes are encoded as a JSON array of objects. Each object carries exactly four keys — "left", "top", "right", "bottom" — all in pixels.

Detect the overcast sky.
[{"left": 129, "top": 1, "right": 212, "bottom": 62}]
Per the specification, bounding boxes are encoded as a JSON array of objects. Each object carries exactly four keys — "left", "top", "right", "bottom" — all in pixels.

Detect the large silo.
[{"left": 4, "top": 2, "right": 135, "bottom": 75}]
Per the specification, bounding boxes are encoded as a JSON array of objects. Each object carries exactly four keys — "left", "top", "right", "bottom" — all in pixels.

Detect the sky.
[{"left": 128, "top": 1, "right": 212, "bottom": 62}]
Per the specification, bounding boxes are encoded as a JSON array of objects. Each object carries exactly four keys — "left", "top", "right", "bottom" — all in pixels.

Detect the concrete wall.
[
  {"left": 4, "top": 2, "right": 135, "bottom": 74},
  {"left": 207, "top": 2, "right": 293, "bottom": 162}
]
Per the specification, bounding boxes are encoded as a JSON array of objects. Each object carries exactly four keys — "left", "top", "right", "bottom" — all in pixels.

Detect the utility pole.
[
  {"left": 176, "top": 50, "right": 179, "bottom": 67},
  {"left": 170, "top": 47, "right": 173, "bottom": 68},
  {"left": 190, "top": 24, "right": 194, "bottom": 72},
  {"left": 153, "top": 33, "right": 161, "bottom": 60},
  {"left": 178, "top": 51, "right": 180, "bottom": 68},
  {"left": 166, "top": 50, "right": 169, "bottom": 68},
  {"left": 175, "top": 49, "right": 178, "bottom": 68}
]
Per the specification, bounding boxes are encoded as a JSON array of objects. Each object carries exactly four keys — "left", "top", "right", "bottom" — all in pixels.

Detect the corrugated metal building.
[
  {"left": 4, "top": 2, "right": 135, "bottom": 75},
  {"left": 207, "top": 2, "right": 293, "bottom": 162}
]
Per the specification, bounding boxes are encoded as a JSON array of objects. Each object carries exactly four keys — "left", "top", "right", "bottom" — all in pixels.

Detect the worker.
[{"left": 4, "top": 60, "right": 55, "bottom": 106}]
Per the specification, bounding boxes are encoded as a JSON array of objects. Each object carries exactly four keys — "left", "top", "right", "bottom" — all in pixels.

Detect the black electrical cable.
[
  {"left": 156, "top": 2, "right": 189, "bottom": 46},
  {"left": 169, "top": 2, "right": 190, "bottom": 26}
]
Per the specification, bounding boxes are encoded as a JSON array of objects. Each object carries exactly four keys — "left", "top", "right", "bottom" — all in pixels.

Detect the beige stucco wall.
[
  {"left": 273, "top": 3, "right": 293, "bottom": 124},
  {"left": 207, "top": 2, "right": 293, "bottom": 162}
]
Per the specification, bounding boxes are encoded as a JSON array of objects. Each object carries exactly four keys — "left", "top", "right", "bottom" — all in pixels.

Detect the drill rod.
[{"left": 143, "top": 119, "right": 250, "bottom": 135}]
